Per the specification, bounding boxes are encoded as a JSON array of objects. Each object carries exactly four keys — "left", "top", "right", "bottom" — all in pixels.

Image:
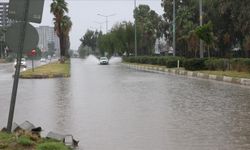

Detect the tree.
[
  {"left": 96, "top": 21, "right": 136, "bottom": 56},
  {"left": 195, "top": 22, "right": 215, "bottom": 57},
  {"left": 161, "top": 0, "right": 200, "bottom": 56},
  {"left": 161, "top": 0, "right": 250, "bottom": 58},
  {"left": 50, "top": 0, "right": 70, "bottom": 60},
  {"left": 60, "top": 15, "right": 72, "bottom": 58},
  {"left": 243, "top": 36, "right": 250, "bottom": 57},
  {"left": 98, "top": 32, "right": 115, "bottom": 56},
  {"left": 78, "top": 45, "right": 91, "bottom": 58},
  {"left": 134, "top": 5, "right": 162, "bottom": 55},
  {"left": 80, "top": 30, "right": 101, "bottom": 54}
]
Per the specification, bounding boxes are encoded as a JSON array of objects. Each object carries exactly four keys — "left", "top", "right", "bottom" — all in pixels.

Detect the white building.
[
  {"left": 0, "top": 2, "right": 9, "bottom": 26},
  {"left": 36, "top": 26, "right": 59, "bottom": 52},
  {"left": 154, "top": 37, "right": 168, "bottom": 54}
]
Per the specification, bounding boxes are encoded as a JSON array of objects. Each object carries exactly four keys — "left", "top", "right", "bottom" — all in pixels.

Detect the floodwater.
[{"left": 0, "top": 56, "right": 250, "bottom": 150}]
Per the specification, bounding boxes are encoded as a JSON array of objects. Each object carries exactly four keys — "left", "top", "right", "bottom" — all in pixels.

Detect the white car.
[
  {"left": 99, "top": 57, "right": 109, "bottom": 65},
  {"left": 14, "top": 58, "right": 27, "bottom": 68},
  {"left": 40, "top": 58, "right": 46, "bottom": 62}
]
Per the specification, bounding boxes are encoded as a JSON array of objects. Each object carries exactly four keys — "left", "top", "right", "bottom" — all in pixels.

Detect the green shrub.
[
  {"left": 230, "top": 58, "right": 250, "bottom": 72},
  {"left": 205, "top": 58, "right": 228, "bottom": 70},
  {"left": 139, "top": 56, "right": 148, "bottom": 64},
  {"left": 36, "top": 142, "right": 69, "bottom": 150},
  {"left": 165, "top": 57, "right": 183, "bottom": 68},
  {"left": 148, "top": 57, "right": 158, "bottom": 65},
  {"left": 123, "top": 56, "right": 183, "bottom": 68},
  {"left": 157, "top": 57, "right": 166, "bottom": 66},
  {"left": 123, "top": 56, "right": 250, "bottom": 72},
  {"left": 183, "top": 58, "right": 207, "bottom": 71},
  {"left": 17, "top": 136, "right": 34, "bottom": 146}
]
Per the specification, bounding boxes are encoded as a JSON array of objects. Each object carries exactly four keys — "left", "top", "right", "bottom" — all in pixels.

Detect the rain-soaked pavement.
[{"left": 0, "top": 56, "right": 250, "bottom": 150}]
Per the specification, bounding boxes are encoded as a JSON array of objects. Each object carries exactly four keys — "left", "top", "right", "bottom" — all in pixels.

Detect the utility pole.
[
  {"left": 134, "top": 0, "right": 137, "bottom": 56},
  {"left": 97, "top": 13, "right": 115, "bottom": 34},
  {"left": 199, "top": 0, "right": 204, "bottom": 58},
  {"left": 173, "top": 0, "right": 176, "bottom": 56}
]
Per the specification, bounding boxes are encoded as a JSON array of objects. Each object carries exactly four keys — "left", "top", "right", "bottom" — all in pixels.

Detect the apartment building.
[{"left": 36, "top": 26, "right": 60, "bottom": 52}]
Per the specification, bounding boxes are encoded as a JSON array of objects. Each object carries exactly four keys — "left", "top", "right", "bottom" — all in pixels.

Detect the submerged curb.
[{"left": 122, "top": 63, "right": 250, "bottom": 86}]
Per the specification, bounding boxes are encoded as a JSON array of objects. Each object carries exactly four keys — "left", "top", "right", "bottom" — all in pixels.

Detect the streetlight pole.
[
  {"left": 173, "top": 0, "right": 176, "bottom": 56},
  {"left": 134, "top": 0, "right": 137, "bottom": 57},
  {"left": 97, "top": 13, "right": 115, "bottom": 34},
  {"left": 199, "top": 0, "right": 204, "bottom": 58},
  {"left": 94, "top": 21, "right": 105, "bottom": 32}
]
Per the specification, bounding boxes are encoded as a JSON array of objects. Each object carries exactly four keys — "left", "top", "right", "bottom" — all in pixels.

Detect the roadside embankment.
[{"left": 123, "top": 63, "right": 250, "bottom": 86}]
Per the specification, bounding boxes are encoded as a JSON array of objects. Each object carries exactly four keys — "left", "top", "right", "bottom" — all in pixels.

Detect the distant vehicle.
[
  {"left": 99, "top": 57, "right": 109, "bottom": 65},
  {"left": 14, "top": 58, "right": 27, "bottom": 68},
  {"left": 47, "top": 55, "right": 51, "bottom": 60},
  {"left": 40, "top": 58, "right": 46, "bottom": 62}
]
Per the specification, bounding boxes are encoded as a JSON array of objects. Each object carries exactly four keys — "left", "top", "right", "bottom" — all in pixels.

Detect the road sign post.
[
  {"left": 6, "top": 0, "right": 44, "bottom": 133},
  {"left": 31, "top": 49, "right": 36, "bottom": 72}
]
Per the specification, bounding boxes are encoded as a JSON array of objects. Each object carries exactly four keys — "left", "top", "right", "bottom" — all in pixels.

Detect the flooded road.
[{"left": 0, "top": 56, "right": 250, "bottom": 150}]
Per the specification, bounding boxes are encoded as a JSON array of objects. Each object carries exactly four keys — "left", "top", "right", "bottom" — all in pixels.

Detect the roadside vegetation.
[
  {"left": 77, "top": 1, "right": 249, "bottom": 78},
  {"left": 0, "top": 131, "right": 69, "bottom": 150},
  {"left": 123, "top": 56, "right": 250, "bottom": 79},
  {"left": 78, "top": 1, "right": 250, "bottom": 58},
  {"left": 19, "top": 61, "right": 70, "bottom": 79}
]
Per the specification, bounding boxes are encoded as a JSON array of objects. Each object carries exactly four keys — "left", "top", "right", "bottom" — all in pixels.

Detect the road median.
[{"left": 19, "top": 61, "right": 70, "bottom": 79}]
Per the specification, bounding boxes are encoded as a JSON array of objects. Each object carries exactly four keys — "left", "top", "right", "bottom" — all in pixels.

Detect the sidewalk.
[{"left": 122, "top": 63, "right": 250, "bottom": 86}]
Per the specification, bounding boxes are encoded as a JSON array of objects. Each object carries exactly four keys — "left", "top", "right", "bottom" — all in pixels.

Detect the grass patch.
[
  {"left": 36, "top": 142, "right": 69, "bottom": 150},
  {"left": 17, "top": 135, "right": 34, "bottom": 146},
  {"left": 199, "top": 70, "right": 250, "bottom": 79},
  {"left": 0, "top": 132, "right": 15, "bottom": 149},
  {"left": 0, "top": 132, "right": 70, "bottom": 150},
  {"left": 20, "top": 61, "right": 70, "bottom": 78}
]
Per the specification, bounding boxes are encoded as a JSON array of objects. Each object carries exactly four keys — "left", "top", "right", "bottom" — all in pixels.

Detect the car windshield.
[{"left": 100, "top": 57, "right": 107, "bottom": 60}]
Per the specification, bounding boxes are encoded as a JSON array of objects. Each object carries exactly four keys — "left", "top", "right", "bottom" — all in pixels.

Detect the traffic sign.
[
  {"left": 5, "top": 22, "right": 39, "bottom": 52},
  {"left": 8, "top": 0, "right": 45, "bottom": 23},
  {"left": 31, "top": 49, "right": 36, "bottom": 56}
]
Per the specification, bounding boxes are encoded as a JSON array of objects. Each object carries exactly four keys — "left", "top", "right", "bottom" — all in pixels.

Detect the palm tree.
[
  {"left": 50, "top": 0, "right": 68, "bottom": 60},
  {"left": 61, "top": 15, "right": 72, "bottom": 57}
]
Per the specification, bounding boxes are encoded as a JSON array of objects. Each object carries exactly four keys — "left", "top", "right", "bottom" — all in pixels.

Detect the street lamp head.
[
  {"left": 97, "top": 13, "right": 116, "bottom": 17},
  {"left": 97, "top": 13, "right": 116, "bottom": 34}
]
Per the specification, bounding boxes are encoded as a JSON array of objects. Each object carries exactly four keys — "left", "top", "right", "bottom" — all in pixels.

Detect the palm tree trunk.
[
  {"left": 58, "top": 21, "right": 65, "bottom": 60},
  {"left": 60, "top": 35, "right": 64, "bottom": 57}
]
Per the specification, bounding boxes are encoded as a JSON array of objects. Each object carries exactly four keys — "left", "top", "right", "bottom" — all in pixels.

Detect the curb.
[
  {"left": 19, "top": 74, "right": 70, "bottom": 79},
  {"left": 122, "top": 63, "right": 250, "bottom": 86}
]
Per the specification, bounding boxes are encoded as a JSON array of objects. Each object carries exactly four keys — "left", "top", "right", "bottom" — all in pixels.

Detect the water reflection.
[{"left": 53, "top": 78, "right": 72, "bottom": 132}]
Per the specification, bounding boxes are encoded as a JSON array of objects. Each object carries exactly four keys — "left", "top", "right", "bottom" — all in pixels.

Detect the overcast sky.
[{"left": 4, "top": 0, "right": 164, "bottom": 50}]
